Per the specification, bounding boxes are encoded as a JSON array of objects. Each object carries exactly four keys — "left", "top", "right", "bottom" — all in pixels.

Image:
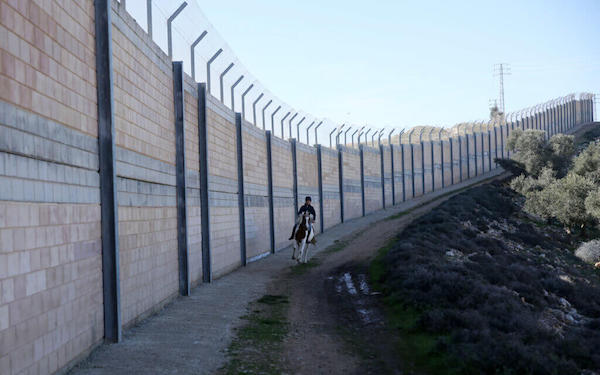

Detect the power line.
[{"left": 493, "top": 63, "right": 511, "bottom": 114}]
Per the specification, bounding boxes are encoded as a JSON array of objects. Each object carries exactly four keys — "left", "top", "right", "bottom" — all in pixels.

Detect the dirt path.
[
  {"left": 270, "top": 187, "right": 492, "bottom": 374},
  {"left": 267, "top": 123, "right": 600, "bottom": 374}
]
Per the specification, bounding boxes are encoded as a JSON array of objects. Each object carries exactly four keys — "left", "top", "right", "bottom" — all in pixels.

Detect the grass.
[
  {"left": 219, "top": 295, "right": 290, "bottom": 375},
  {"left": 369, "top": 242, "right": 467, "bottom": 375}
]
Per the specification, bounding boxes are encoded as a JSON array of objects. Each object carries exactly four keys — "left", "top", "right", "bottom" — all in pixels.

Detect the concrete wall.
[
  {"left": 112, "top": 2, "right": 178, "bottom": 328},
  {"left": 0, "top": 1, "right": 592, "bottom": 374},
  {"left": 242, "top": 120, "right": 269, "bottom": 260},
  {"left": 205, "top": 95, "right": 241, "bottom": 278},
  {"left": 362, "top": 146, "right": 383, "bottom": 213},
  {"left": 403, "top": 144, "right": 415, "bottom": 200},
  {"left": 271, "top": 137, "right": 294, "bottom": 251},
  {"left": 382, "top": 147, "right": 393, "bottom": 206},
  {"left": 0, "top": 1, "right": 103, "bottom": 375},
  {"left": 320, "top": 147, "right": 341, "bottom": 230},
  {"left": 391, "top": 145, "right": 405, "bottom": 203},
  {"left": 340, "top": 146, "right": 361, "bottom": 220},
  {"left": 296, "top": 143, "right": 320, "bottom": 234},
  {"left": 183, "top": 78, "right": 203, "bottom": 285}
]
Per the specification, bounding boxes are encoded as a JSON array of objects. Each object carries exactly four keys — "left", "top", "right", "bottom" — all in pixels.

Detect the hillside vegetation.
[{"left": 372, "top": 126, "right": 600, "bottom": 374}]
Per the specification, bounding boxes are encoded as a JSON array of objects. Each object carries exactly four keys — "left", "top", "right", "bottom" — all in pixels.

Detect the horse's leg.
[
  {"left": 292, "top": 242, "right": 297, "bottom": 260},
  {"left": 304, "top": 242, "right": 310, "bottom": 263},
  {"left": 300, "top": 240, "right": 308, "bottom": 263}
]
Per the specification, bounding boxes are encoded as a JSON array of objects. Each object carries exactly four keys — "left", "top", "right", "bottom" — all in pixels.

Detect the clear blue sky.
[{"left": 128, "top": 0, "right": 599, "bottom": 139}]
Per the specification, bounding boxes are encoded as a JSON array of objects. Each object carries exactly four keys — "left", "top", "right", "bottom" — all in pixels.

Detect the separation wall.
[{"left": 0, "top": 1, "right": 594, "bottom": 374}]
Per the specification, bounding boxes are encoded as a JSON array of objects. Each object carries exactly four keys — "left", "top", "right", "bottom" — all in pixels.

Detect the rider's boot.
[{"left": 288, "top": 224, "right": 297, "bottom": 240}]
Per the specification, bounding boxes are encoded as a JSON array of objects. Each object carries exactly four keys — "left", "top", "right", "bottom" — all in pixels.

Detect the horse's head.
[{"left": 298, "top": 211, "right": 310, "bottom": 229}]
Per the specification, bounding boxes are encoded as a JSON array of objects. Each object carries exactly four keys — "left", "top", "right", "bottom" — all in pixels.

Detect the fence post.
[
  {"left": 95, "top": 0, "right": 121, "bottom": 343},
  {"left": 235, "top": 114, "right": 247, "bottom": 265},
  {"left": 173, "top": 61, "right": 190, "bottom": 295},
  {"left": 401, "top": 143, "right": 406, "bottom": 202},
  {"left": 449, "top": 137, "right": 454, "bottom": 185},
  {"left": 198, "top": 83, "right": 212, "bottom": 283},
  {"left": 439, "top": 138, "right": 444, "bottom": 189},
  {"left": 473, "top": 132, "right": 478, "bottom": 177},
  {"left": 380, "top": 145, "right": 386, "bottom": 208},
  {"left": 360, "top": 145, "right": 365, "bottom": 216},
  {"left": 266, "top": 131, "right": 275, "bottom": 253},
  {"left": 291, "top": 139, "right": 298, "bottom": 215},
  {"left": 390, "top": 144, "right": 395, "bottom": 205},
  {"left": 501, "top": 123, "right": 506, "bottom": 159},
  {"left": 487, "top": 130, "right": 492, "bottom": 170},
  {"left": 421, "top": 141, "right": 425, "bottom": 194},
  {"left": 430, "top": 140, "right": 435, "bottom": 190},
  {"left": 410, "top": 143, "right": 416, "bottom": 198},
  {"left": 458, "top": 135, "right": 463, "bottom": 182},
  {"left": 338, "top": 146, "right": 344, "bottom": 223},
  {"left": 493, "top": 126, "right": 499, "bottom": 168},
  {"left": 317, "top": 145, "right": 325, "bottom": 233},
  {"left": 466, "top": 133, "right": 471, "bottom": 179},
  {"left": 480, "top": 129, "right": 486, "bottom": 172}
]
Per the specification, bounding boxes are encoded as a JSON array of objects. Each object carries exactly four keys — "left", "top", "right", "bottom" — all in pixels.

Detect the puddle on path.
[{"left": 329, "top": 270, "right": 383, "bottom": 325}]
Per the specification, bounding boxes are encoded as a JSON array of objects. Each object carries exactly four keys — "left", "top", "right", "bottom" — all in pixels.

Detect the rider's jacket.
[{"left": 298, "top": 204, "right": 316, "bottom": 219}]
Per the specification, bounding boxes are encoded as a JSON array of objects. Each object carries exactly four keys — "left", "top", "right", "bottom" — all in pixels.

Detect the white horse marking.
[{"left": 291, "top": 211, "right": 314, "bottom": 264}]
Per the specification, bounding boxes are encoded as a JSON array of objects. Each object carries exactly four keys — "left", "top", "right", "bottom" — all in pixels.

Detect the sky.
[{"left": 126, "top": 0, "right": 600, "bottom": 142}]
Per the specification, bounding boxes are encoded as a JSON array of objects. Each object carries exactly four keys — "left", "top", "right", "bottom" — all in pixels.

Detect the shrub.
[
  {"left": 575, "top": 240, "right": 600, "bottom": 264},
  {"left": 506, "top": 129, "right": 549, "bottom": 177},
  {"left": 585, "top": 188, "right": 600, "bottom": 222},
  {"left": 542, "top": 173, "right": 596, "bottom": 232},
  {"left": 510, "top": 168, "right": 555, "bottom": 196},
  {"left": 522, "top": 173, "right": 596, "bottom": 231},
  {"left": 548, "top": 134, "right": 575, "bottom": 177},
  {"left": 573, "top": 142, "right": 600, "bottom": 184}
]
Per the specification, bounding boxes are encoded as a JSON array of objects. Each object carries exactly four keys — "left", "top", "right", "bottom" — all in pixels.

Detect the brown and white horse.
[{"left": 292, "top": 211, "right": 314, "bottom": 263}]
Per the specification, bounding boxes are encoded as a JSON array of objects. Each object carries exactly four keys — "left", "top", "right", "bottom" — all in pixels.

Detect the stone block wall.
[
  {"left": 362, "top": 146, "right": 382, "bottom": 214},
  {"left": 432, "top": 141, "right": 443, "bottom": 191},
  {"left": 183, "top": 77, "right": 203, "bottom": 285},
  {"left": 423, "top": 142, "right": 433, "bottom": 194},
  {"left": 271, "top": 137, "right": 294, "bottom": 251},
  {"left": 403, "top": 144, "right": 415, "bottom": 200},
  {"left": 412, "top": 144, "right": 424, "bottom": 197},
  {"left": 340, "top": 146, "right": 361, "bottom": 220},
  {"left": 111, "top": 3, "right": 178, "bottom": 328},
  {"left": 205, "top": 95, "right": 240, "bottom": 278},
  {"left": 391, "top": 145, "right": 405, "bottom": 203},
  {"left": 296, "top": 143, "right": 320, "bottom": 234},
  {"left": 442, "top": 140, "right": 453, "bottom": 187},
  {"left": 242, "top": 121, "right": 269, "bottom": 260},
  {"left": 382, "top": 147, "right": 393, "bottom": 206},
  {"left": 0, "top": 1, "right": 103, "bottom": 374},
  {"left": 320, "top": 147, "right": 340, "bottom": 229},
  {"left": 0, "top": 1, "right": 591, "bottom": 374}
]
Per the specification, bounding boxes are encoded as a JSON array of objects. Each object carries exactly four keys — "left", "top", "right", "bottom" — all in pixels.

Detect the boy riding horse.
[{"left": 289, "top": 196, "right": 317, "bottom": 244}]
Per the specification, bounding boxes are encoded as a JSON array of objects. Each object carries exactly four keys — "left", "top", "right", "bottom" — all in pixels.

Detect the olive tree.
[
  {"left": 573, "top": 142, "right": 600, "bottom": 184},
  {"left": 585, "top": 188, "right": 600, "bottom": 222},
  {"left": 506, "top": 129, "right": 549, "bottom": 177},
  {"left": 548, "top": 134, "right": 575, "bottom": 178},
  {"left": 524, "top": 173, "right": 596, "bottom": 232},
  {"left": 506, "top": 130, "right": 575, "bottom": 178}
]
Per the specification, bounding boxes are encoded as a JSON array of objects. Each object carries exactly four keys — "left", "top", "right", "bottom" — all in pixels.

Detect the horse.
[{"left": 291, "top": 211, "right": 314, "bottom": 264}]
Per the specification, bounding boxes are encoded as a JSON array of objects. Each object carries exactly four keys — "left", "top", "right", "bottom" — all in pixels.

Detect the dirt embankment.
[{"left": 375, "top": 181, "right": 600, "bottom": 374}]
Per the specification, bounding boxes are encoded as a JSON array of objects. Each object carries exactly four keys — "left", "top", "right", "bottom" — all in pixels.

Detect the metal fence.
[{"left": 117, "top": 1, "right": 595, "bottom": 149}]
